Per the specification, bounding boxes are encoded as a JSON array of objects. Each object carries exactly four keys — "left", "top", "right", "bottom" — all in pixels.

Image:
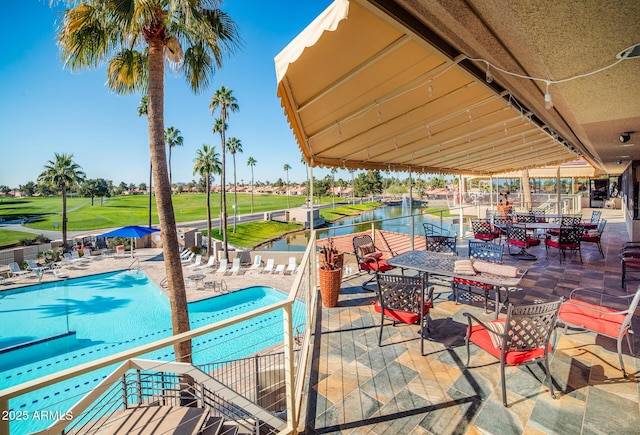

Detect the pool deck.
[{"left": 0, "top": 250, "right": 296, "bottom": 302}]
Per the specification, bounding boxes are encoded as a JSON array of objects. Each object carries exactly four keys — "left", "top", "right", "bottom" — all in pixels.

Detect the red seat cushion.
[
  {"left": 360, "top": 257, "right": 394, "bottom": 272},
  {"left": 545, "top": 239, "right": 579, "bottom": 249},
  {"left": 558, "top": 300, "right": 626, "bottom": 338},
  {"left": 581, "top": 234, "right": 600, "bottom": 242},
  {"left": 510, "top": 238, "right": 540, "bottom": 247},
  {"left": 474, "top": 234, "right": 496, "bottom": 241},
  {"left": 468, "top": 322, "right": 548, "bottom": 365},
  {"left": 373, "top": 300, "right": 431, "bottom": 324},
  {"left": 453, "top": 277, "right": 493, "bottom": 290}
]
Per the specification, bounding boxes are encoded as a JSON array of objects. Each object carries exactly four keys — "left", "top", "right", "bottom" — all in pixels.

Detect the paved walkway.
[{"left": 304, "top": 207, "right": 640, "bottom": 434}]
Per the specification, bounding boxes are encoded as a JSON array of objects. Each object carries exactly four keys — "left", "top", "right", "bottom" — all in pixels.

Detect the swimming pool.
[{"left": 0, "top": 270, "right": 305, "bottom": 434}]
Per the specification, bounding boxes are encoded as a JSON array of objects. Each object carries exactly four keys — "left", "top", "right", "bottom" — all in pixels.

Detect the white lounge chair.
[
  {"left": 247, "top": 255, "right": 262, "bottom": 273},
  {"left": 285, "top": 257, "right": 297, "bottom": 275},
  {"left": 71, "top": 250, "right": 89, "bottom": 262},
  {"left": 62, "top": 253, "right": 84, "bottom": 265},
  {"left": 181, "top": 252, "right": 195, "bottom": 264},
  {"left": 186, "top": 254, "right": 203, "bottom": 269},
  {"left": 214, "top": 259, "right": 228, "bottom": 274},
  {"left": 26, "top": 259, "right": 49, "bottom": 274},
  {"left": 196, "top": 257, "right": 216, "bottom": 271},
  {"left": 114, "top": 245, "right": 126, "bottom": 258},
  {"left": 274, "top": 264, "right": 286, "bottom": 274},
  {"left": 180, "top": 249, "right": 192, "bottom": 259},
  {"left": 262, "top": 258, "right": 275, "bottom": 274},
  {"left": 226, "top": 258, "right": 241, "bottom": 275},
  {"left": 53, "top": 266, "right": 69, "bottom": 279},
  {"left": 8, "top": 262, "right": 29, "bottom": 278}
]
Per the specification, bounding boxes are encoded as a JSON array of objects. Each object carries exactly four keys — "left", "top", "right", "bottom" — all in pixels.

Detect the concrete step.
[{"left": 94, "top": 405, "right": 207, "bottom": 435}]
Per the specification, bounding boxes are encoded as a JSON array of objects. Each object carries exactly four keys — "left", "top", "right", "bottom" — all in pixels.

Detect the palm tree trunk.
[
  {"left": 149, "top": 162, "right": 153, "bottom": 228},
  {"left": 250, "top": 167, "right": 254, "bottom": 214},
  {"left": 220, "top": 133, "right": 229, "bottom": 261},
  {"left": 233, "top": 154, "right": 237, "bottom": 232},
  {"left": 206, "top": 174, "right": 212, "bottom": 258},
  {"left": 61, "top": 184, "right": 67, "bottom": 251},
  {"left": 168, "top": 146, "right": 173, "bottom": 188},
  {"left": 147, "top": 37, "right": 191, "bottom": 363}
]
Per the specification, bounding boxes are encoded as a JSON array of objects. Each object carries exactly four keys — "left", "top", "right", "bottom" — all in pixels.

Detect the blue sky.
[{"left": 0, "top": 0, "right": 335, "bottom": 189}]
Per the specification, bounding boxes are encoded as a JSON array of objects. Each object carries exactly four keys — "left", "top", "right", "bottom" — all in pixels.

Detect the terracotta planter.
[{"left": 319, "top": 267, "right": 342, "bottom": 308}]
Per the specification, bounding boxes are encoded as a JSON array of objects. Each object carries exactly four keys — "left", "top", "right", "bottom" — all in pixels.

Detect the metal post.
[
  {"left": 282, "top": 303, "right": 297, "bottom": 433},
  {"left": 409, "top": 168, "right": 414, "bottom": 250}
]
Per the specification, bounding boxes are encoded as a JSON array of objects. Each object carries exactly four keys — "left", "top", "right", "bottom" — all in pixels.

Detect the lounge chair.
[
  {"left": 262, "top": 258, "right": 275, "bottom": 274},
  {"left": 71, "top": 250, "right": 89, "bottom": 262},
  {"left": 247, "top": 255, "right": 262, "bottom": 273},
  {"left": 62, "top": 253, "right": 84, "bottom": 265},
  {"left": 52, "top": 265, "right": 69, "bottom": 279},
  {"left": 274, "top": 264, "right": 286, "bottom": 274},
  {"left": 114, "top": 245, "right": 126, "bottom": 258},
  {"left": 8, "top": 262, "right": 29, "bottom": 278},
  {"left": 181, "top": 252, "right": 195, "bottom": 264},
  {"left": 26, "top": 259, "right": 49, "bottom": 274},
  {"left": 195, "top": 257, "right": 216, "bottom": 271},
  {"left": 214, "top": 259, "right": 228, "bottom": 274},
  {"left": 226, "top": 258, "right": 241, "bottom": 275},
  {"left": 285, "top": 257, "right": 298, "bottom": 275},
  {"left": 186, "top": 254, "right": 203, "bottom": 269}
]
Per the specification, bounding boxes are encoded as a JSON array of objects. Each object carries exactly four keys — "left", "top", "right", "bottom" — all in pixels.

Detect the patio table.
[
  {"left": 493, "top": 222, "right": 562, "bottom": 260},
  {"left": 387, "top": 250, "right": 527, "bottom": 317}
]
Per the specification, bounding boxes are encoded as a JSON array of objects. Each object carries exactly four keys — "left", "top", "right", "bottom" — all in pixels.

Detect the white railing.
[{"left": 0, "top": 234, "right": 317, "bottom": 435}]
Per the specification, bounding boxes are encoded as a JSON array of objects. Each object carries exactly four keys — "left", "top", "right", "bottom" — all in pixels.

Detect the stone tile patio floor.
[{"left": 304, "top": 214, "right": 640, "bottom": 434}]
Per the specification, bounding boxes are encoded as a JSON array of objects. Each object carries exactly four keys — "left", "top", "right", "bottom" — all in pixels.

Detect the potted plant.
[{"left": 318, "top": 238, "right": 344, "bottom": 307}]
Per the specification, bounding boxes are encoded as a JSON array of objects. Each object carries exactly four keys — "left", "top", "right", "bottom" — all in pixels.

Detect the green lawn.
[
  {"left": 320, "top": 202, "right": 380, "bottom": 222},
  {"left": 0, "top": 229, "right": 39, "bottom": 247},
  {"left": 204, "top": 221, "right": 304, "bottom": 249},
  {"left": 1, "top": 193, "right": 307, "bottom": 231}
]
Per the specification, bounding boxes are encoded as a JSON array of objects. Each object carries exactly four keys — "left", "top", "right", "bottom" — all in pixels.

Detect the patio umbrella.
[{"left": 99, "top": 226, "right": 160, "bottom": 257}]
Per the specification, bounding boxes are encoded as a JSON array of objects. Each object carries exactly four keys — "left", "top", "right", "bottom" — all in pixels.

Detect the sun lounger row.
[{"left": 180, "top": 253, "right": 299, "bottom": 276}]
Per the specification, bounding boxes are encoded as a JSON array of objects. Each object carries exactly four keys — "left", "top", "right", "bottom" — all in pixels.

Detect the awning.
[
  {"left": 275, "top": 0, "right": 579, "bottom": 176},
  {"left": 473, "top": 160, "right": 597, "bottom": 179}
]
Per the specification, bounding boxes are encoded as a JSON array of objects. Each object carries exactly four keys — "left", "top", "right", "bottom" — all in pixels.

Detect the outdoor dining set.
[{"left": 346, "top": 214, "right": 638, "bottom": 407}]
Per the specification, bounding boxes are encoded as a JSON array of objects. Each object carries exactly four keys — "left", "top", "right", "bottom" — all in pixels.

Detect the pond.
[{"left": 258, "top": 203, "right": 458, "bottom": 252}]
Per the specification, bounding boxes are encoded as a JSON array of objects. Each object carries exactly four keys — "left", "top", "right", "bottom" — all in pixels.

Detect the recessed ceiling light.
[
  {"left": 619, "top": 143, "right": 635, "bottom": 147},
  {"left": 617, "top": 42, "right": 640, "bottom": 59},
  {"left": 619, "top": 155, "right": 630, "bottom": 158}
]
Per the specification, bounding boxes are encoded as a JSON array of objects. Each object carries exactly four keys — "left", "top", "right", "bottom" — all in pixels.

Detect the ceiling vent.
[{"left": 617, "top": 42, "right": 640, "bottom": 59}]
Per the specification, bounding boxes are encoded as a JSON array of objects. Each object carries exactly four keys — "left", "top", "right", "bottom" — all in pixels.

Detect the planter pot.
[{"left": 319, "top": 267, "right": 342, "bottom": 308}]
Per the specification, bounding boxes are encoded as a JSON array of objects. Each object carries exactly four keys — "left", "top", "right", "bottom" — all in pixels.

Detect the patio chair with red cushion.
[
  {"left": 581, "top": 219, "right": 606, "bottom": 258},
  {"left": 545, "top": 225, "right": 583, "bottom": 263},
  {"left": 507, "top": 223, "right": 540, "bottom": 256},
  {"left": 352, "top": 234, "right": 396, "bottom": 289},
  {"left": 374, "top": 273, "right": 434, "bottom": 356},
  {"left": 558, "top": 286, "right": 640, "bottom": 377},
  {"left": 453, "top": 240, "right": 504, "bottom": 313},
  {"left": 621, "top": 242, "right": 640, "bottom": 287},
  {"left": 471, "top": 219, "right": 499, "bottom": 242},
  {"left": 463, "top": 298, "right": 563, "bottom": 407}
]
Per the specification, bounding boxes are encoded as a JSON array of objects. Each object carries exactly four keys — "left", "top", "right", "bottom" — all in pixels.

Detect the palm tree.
[
  {"left": 330, "top": 168, "right": 338, "bottom": 209},
  {"left": 193, "top": 144, "right": 222, "bottom": 258},
  {"left": 301, "top": 156, "right": 310, "bottom": 201},
  {"left": 37, "top": 153, "right": 86, "bottom": 251},
  {"left": 165, "top": 127, "right": 184, "bottom": 188},
  {"left": 247, "top": 156, "right": 257, "bottom": 213},
  {"left": 57, "top": 0, "right": 240, "bottom": 364},
  {"left": 226, "top": 137, "right": 242, "bottom": 232},
  {"left": 137, "top": 95, "right": 153, "bottom": 228},
  {"left": 283, "top": 163, "right": 292, "bottom": 209},
  {"left": 209, "top": 86, "right": 239, "bottom": 261}
]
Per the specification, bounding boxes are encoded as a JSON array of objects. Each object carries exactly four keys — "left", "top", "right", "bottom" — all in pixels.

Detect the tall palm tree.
[
  {"left": 165, "top": 127, "right": 183, "bottom": 188},
  {"left": 283, "top": 163, "right": 292, "bottom": 209},
  {"left": 37, "top": 153, "right": 86, "bottom": 251},
  {"left": 247, "top": 156, "right": 257, "bottom": 213},
  {"left": 301, "top": 156, "right": 310, "bottom": 201},
  {"left": 193, "top": 144, "right": 222, "bottom": 258},
  {"left": 209, "top": 86, "right": 239, "bottom": 261},
  {"left": 57, "top": 0, "right": 240, "bottom": 364},
  {"left": 226, "top": 136, "right": 242, "bottom": 232},
  {"left": 330, "top": 168, "right": 338, "bottom": 209},
  {"left": 212, "top": 118, "right": 226, "bottom": 237},
  {"left": 137, "top": 95, "right": 153, "bottom": 228}
]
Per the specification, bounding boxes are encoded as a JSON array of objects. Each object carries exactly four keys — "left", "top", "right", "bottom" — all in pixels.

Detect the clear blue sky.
[{"left": 0, "top": 1, "right": 335, "bottom": 189}]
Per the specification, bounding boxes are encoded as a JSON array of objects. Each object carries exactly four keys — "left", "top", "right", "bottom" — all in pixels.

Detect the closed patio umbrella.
[{"left": 99, "top": 225, "right": 160, "bottom": 257}]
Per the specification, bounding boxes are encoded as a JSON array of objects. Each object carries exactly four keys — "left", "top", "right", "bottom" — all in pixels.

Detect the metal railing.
[{"left": 0, "top": 231, "right": 316, "bottom": 435}]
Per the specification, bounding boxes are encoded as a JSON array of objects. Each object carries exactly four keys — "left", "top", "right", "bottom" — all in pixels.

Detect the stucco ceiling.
[{"left": 390, "top": 0, "right": 640, "bottom": 175}]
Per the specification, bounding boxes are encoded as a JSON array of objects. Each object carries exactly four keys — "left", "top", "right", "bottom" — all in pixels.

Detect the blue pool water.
[{"left": 0, "top": 270, "right": 305, "bottom": 434}]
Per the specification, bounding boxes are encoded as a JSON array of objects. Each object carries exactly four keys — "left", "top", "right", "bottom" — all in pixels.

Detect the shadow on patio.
[{"left": 304, "top": 210, "right": 640, "bottom": 435}]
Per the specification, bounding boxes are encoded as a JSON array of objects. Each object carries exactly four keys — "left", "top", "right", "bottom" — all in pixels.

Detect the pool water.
[{"left": 0, "top": 270, "right": 304, "bottom": 434}]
